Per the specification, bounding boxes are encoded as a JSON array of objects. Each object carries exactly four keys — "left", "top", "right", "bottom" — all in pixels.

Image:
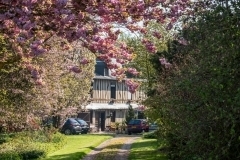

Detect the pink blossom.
[
  {"left": 111, "top": 72, "right": 116, "bottom": 76},
  {"left": 35, "top": 78, "right": 43, "bottom": 85},
  {"left": 17, "top": 37, "right": 26, "bottom": 43},
  {"left": 79, "top": 58, "right": 90, "bottom": 65},
  {"left": 116, "top": 59, "right": 125, "bottom": 64},
  {"left": 153, "top": 31, "right": 162, "bottom": 39},
  {"left": 56, "top": 0, "right": 68, "bottom": 7},
  {"left": 159, "top": 58, "right": 172, "bottom": 69},
  {"left": 67, "top": 65, "right": 82, "bottom": 73},
  {"left": 166, "top": 22, "right": 173, "bottom": 30},
  {"left": 0, "top": 0, "right": 191, "bottom": 90},
  {"left": 178, "top": 38, "right": 188, "bottom": 46},
  {"left": 107, "top": 63, "right": 118, "bottom": 69},
  {"left": 31, "top": 69, "right": 40, "bottom": 79},
  {"left": 138, "top": 105, "right": 145, "bottom": 111},
  {"left": 23, "top": 21, "right": 35, "bottom": 30},
  {"left": 127, "top": 68, "right": 139, "bottom": 76},
  {"left": 142, "top": 39, "right": 157, "bottom": 53},
  {"left": 125, "top": 79, "right": 140, "bottom": 93}
]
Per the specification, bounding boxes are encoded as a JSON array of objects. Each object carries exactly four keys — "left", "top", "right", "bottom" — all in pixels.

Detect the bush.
[
  {"left": 0, "top": 133, "right": 16, "bottom": 144},
  {"left": 0, "top": 152, "right": 21, "bottom": 160},
  {"left": 143, "top": 131, "right": 157, "bottom": 139},
  {"left": 0, "top": 130, "right": 67, "bottom": 160},
  {"left": 19, "top": 150, "right": 45, "bottom": 160}
]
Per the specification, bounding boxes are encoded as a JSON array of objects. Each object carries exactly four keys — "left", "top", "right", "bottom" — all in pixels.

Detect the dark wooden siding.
[{"left": 92, "top": 78, "right": 146, "bottom": 103}]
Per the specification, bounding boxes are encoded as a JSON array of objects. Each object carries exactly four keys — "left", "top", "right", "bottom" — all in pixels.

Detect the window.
[
  {"left": 111, "top": 111, "right": 116, "bottom": 122},
  {"left": 110, "top": 82, "right": 116, "bottom": 99},
  {"left": 104, "top": 67, "right": 109, "bottom": 76},
  {"left": 95, "top": 60, "right": 109, "bottom": 76}
]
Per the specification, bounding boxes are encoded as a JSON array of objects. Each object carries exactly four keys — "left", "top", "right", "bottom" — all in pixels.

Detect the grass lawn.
[
  {"left": 129, "top": 138, "right": 168, "bottom": 160},
  {"left": 42, "top": 134, "right": 113, "bottom": 160}
]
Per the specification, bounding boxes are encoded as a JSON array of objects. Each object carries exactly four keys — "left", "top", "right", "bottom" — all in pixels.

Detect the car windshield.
[
  {"left": 76, "top": 119, "right": 88, "bottom": 125},
  {"left": 128, "top": 120, "right": 140, "bottom": 125},
  {"left": 69, "top": 119, "right": 79, "bottom": 125}
]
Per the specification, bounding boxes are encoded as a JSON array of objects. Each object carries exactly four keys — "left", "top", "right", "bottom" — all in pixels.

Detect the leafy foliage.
[
  {"left": 144, "top": 1, "right": 240, "bottom": 159},
  {"left": 0, "top": 130, "right": 67, "bottom": 160},
  {"left": 125, "top": 105, "right": 135, "bottom": 124},
  {"left": 0, "top": 35, "right": 35, "bottom": 132},
  {"left": 0, "top": 36, "right": 95, "bottom": 131}
]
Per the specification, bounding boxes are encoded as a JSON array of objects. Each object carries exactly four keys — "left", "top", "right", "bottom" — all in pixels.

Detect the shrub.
[
  {"left": 143, "top": 131, "right": 157, "bottom": 139},
  {"left": 19, "top": 150, "right": 45, "bottom": 160},
  {"left": 0, "top": 151, "right": 21, "bottom": 160},
  {"left": 0, "top": 130, "right": 67, "bottom": 160}
]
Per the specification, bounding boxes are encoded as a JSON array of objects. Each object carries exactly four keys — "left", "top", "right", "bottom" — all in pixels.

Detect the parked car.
[
  {"left": 149, "top": 122, "right": 159, "bottom": 131},
  {"left": 127, "top": 119, "right": 149, "bottom": 135},
  {"left": 60, "top": 118, "right": 82, "bottom": 135},
  {"left": 75, "top": 118, "right": 90, "bottom": 134}
]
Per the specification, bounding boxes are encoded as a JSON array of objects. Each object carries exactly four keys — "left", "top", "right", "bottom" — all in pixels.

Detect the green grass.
[
  {"left": 129, "top": 138, "right": 168, "bottom": 160},
  {"left": 42, "top": 134, "right": 113, "bottom": 160}
]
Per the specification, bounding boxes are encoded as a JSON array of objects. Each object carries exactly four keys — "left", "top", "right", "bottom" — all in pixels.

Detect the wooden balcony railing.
[{"left": 88, "top": 98, "right": 141, "bottom": 104}]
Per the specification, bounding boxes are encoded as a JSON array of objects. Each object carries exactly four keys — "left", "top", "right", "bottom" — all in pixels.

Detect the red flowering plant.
[{"left": 0, "top": 0, "right": 195, "bottom": 92}]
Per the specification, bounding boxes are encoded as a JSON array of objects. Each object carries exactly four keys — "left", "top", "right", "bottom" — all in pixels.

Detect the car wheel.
[
  {"left": 145, "top": 129, "right": 149, "bottom": 132},
  {"left": 128, "top": 131, "right": 132, "bottom": 135},
  {"left": 64, "top": 129, "right": 71, "bottom": 135}
]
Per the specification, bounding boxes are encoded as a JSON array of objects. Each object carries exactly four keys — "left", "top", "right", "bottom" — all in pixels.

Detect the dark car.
[
  {"left": 60, "top": 118, "right": 82, "bottom": 135},
  {"left": 75, "top": 118, "right": 90, "bottom": 134},
  {"left": 127, "top": 119, "right": 149, "bottom": 135}
]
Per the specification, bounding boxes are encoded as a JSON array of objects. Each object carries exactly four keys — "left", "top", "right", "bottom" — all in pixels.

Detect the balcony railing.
[{"left": 88, "top": 98, "right": 140, "bottom": 104}]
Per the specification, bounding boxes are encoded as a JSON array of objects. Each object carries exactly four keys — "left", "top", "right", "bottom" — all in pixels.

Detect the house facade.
[{"left": 84, "top": 60, "right": 146, "bottom": 132}]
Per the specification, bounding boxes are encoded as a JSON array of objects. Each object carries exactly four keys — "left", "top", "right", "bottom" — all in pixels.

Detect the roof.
[{"left": 85, "top": 103, "right": 139, "bottom": 110}]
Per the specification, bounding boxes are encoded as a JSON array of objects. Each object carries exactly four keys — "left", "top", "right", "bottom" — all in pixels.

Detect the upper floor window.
[{"left": 95, "top": 60, "right": 109, "bottom": 76}]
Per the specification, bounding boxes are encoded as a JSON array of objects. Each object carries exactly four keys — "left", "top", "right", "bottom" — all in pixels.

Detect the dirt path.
[{"left": 82, "top": 134, "right": 140, "bottom": 160}]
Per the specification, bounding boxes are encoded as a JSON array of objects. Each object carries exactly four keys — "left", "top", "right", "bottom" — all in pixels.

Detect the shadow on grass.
[
  {"left": 129, "top": 139, "right": 168, "bottom": 160},
  {"left": 43, "top": 151, "right": 87, "bottom": 160},
  {"left": 80, "top": 133, "right": 116, "bottom": 137},
  {"left": 129, "top": 149, "right": 168, "bottom": 160}
]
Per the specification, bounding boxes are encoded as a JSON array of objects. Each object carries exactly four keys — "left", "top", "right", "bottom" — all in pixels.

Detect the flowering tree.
[
  {"left": 27, "top": 39, "right": 95, "bottom": 126},
  {"left": 0, "top": 0, "right": 193, "bottom": 92},
  {"left": 0, "top": 34, "right": 95, "bottom": 131}
]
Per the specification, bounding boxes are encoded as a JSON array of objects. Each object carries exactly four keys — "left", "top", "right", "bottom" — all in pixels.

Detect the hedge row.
[{"left": 0, "top": 129, "right": 66, "bottom": 160}]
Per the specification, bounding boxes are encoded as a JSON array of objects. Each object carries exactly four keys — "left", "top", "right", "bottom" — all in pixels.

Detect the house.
[{"left": 83, "top": 60, "right": 146, "bottom": 132}]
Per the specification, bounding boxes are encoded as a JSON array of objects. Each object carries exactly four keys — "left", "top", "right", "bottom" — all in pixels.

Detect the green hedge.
[
  {"left": 142, "top": 131, "right": 157, "bottom": 139},
  {"left": 0, "top": 130, "right": 66, "bottom": 160}
]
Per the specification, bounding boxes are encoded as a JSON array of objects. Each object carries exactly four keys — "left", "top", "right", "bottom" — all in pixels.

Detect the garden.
[
  {"left": 0, "top": 0, "right": 239, "bottom": 159},
  {"left": 0, "top": 129, "right": 113, "bottom": 160},
  {"left": 0, "top": 130, "right": 166, "bottom": 160}
]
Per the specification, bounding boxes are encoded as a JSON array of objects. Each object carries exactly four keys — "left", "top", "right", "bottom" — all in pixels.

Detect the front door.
[
  {"left": 100, "top": 111, "right": 105, "bottom": 131},
  {"left": 95, "top": 111, "right": 106, "bottom": 131}
]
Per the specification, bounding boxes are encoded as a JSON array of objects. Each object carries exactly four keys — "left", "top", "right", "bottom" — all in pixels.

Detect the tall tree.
[
  {"left": 0, "top": 36, "right": 95, "bottom": 131},
  {"left": 144, "top": 1, "right": 240, "bottom": 159},
  {"left": 0, "top": 35, "right": 35, "bottom": 131},
  {"left": 28, "top": 39, "right": 95, "bottom": 125}
]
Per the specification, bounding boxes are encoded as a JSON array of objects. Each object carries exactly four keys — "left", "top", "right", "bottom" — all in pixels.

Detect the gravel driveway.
[{"left": 82, "top": 134, "right": 141, "bottom": 160}]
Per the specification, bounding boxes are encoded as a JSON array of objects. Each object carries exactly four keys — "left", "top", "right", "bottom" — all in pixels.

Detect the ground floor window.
[{"left": 111, "top": 111, "right": 116, "bottom": 122}]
